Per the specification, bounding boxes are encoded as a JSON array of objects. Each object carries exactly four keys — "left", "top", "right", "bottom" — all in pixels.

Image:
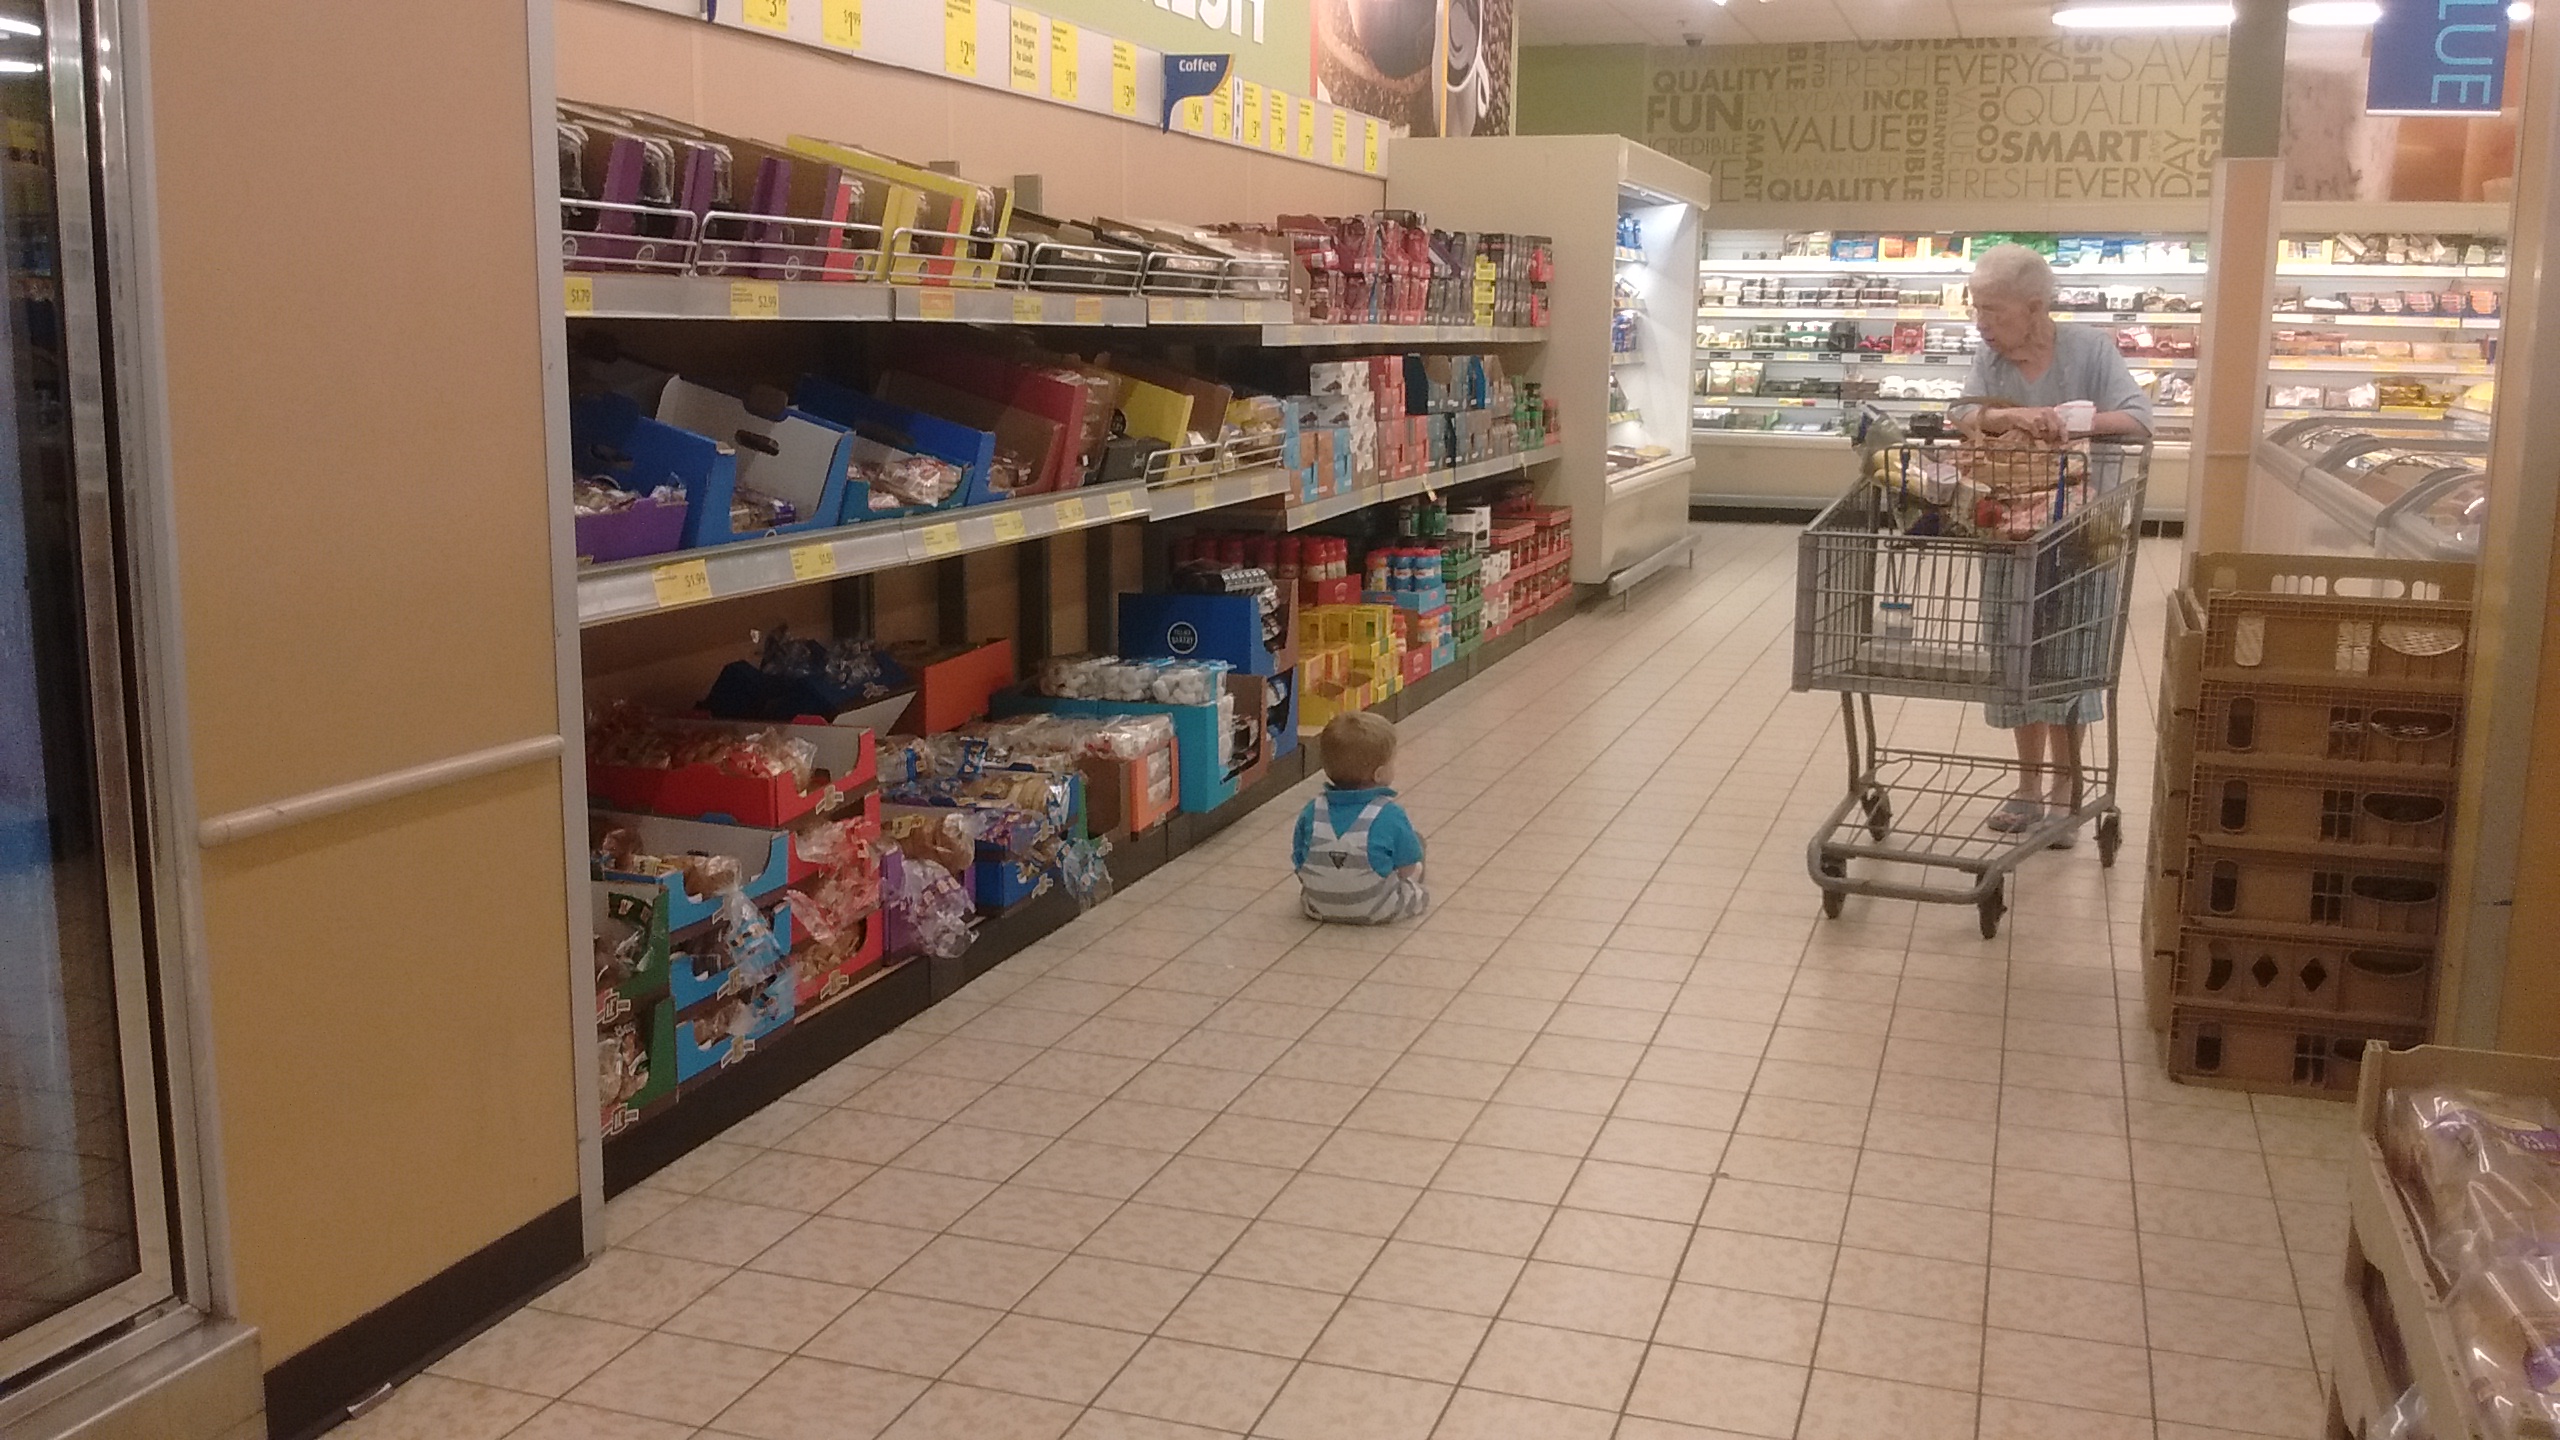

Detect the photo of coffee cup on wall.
[{"left": 1315, "top": 0, "right": 1514, "bottom": 140}]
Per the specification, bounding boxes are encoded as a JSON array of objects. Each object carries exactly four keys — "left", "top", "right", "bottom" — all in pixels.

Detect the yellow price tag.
[
  {"left": 564, "top": 274, "right": 595, "bottom": 315},
  {"left": 651, "top": 559, "right": 713, "bottom": 609},
  {"left": 822, "top": 0, "right": 860, "bottom": 48},
  {"left": 991, "top": 510, "right": 1030, "bottom": 542},
  {"left": 1183, "top": 297, "right": 1210, "bottom": 323},
  {"left": 1192, "top": 485, "right": 1216, "bottom": 512},
  {"left": 1267, "top": 89, "right": 1288, "bottom": 152},
  {"left": 920, "top": 522, "right": 962, "bottom": 556},
  {"left": 1211, "top": 79, "right": 1234, "bottom": 139},
  {"left": 1242, "top": 82, "right": 1264, "bottom": 146},
  {"left": 943, "top": 0, "right": 977, "bottom": 76},
  {"left": 789, "top": 544, "right": 838, "bottom": 581},
  {"left": 1105, "top": 489, "right": 1137, "bottom": 518},
  {"left": 1298, "top": 99, "right": 1317, "bottom": 158},
  {"left": 742, "top": 0, "right": 788, "bottom": 31},
  {"left": 1008, "top": 12, "right": 1040, "bottom": 92},
  {"left": 1181, "top": 96, "right": 1205, "bottom": 133},
  {"left": 728, "top": 280, "right": 782, "bottom": 319},
  {"left": 1110, "top": 40, "right": 1137, "bottom": 117},
  {"left": 1012, "top": 292, "right": 1046, "bottom": 324},
  {"left": 1073, "top": 295, "right": 1105, "bottom": 324},
  {"left": 1330, "top": 110, "right": 1349, "bottom": 166},
  {"left": 918, "top": 288, "right": 958, "bottom": 320},
  {"left": 1049, "top": 20, "right": 1078, "bottom": 100},
  {"left": 1363, "top": 118, "right": 1380, "bottom": 173},
  {"left": 1147, "top": 296, "right": 1178, "bottom": 324},
  {"left": 1054, "top": 495, "right": 1089, "bottom": 526}
]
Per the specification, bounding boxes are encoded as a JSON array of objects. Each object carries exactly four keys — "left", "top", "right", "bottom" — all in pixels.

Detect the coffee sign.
[{"left": 1644, "top": 37, "right": 2226, "bottom": 204}]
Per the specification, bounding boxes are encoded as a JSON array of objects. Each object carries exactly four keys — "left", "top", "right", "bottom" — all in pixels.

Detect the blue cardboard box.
[
  {"left": 672, "top": 972, "right": 795, "bottom": 1082},
  {"left": 996, "top": 671, "right": 1268, "bottom": 814},
  {"left": 792, "top": 376, "right": 1003, "bottom": 522},
  {"left": 1118, "top": 592, "right": 1296, "bottom": 677}
]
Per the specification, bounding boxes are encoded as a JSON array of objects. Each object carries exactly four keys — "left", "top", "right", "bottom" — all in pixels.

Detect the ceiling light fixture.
[
  {"left": 0, "top": 18, "right": 37, "bottom": 37},
  {"left": 2290, "top": 1, "right": 2380, "bottom": 22},
  {"left": 2513, "top": 1, "right": 2532, "bottom": 18},
  {"left": 2053, "top": 3, "right": 2236, "bottom": 27},
  {"left": 0, "top": 59, "right": 40, "bottom": 73}
]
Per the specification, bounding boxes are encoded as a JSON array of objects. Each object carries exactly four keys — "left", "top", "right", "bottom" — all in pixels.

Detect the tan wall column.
[{"left": 2185, "top": 0, "right": 2288, "bottom": 557}]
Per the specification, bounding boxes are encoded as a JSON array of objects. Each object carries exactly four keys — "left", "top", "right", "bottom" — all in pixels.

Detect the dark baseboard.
[
  {"left": 1692, "top": 502, "right": 1819, "bottom": 524},
  {"left": 269, "top": 1197, "right": 582, "bottom": 1440}
]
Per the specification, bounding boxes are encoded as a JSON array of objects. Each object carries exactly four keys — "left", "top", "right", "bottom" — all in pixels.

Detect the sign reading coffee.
[{"left": 1643, "top": 37, "right": 2226, "bottom": 204}]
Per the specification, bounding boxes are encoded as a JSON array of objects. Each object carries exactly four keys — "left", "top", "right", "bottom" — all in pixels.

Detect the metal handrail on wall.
[{"left": 195, "top": 735, "right": 565, "bottom": 848}]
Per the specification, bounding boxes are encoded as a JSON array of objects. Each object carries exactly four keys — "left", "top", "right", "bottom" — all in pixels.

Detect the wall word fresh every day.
[{"left": 1643, "top": 37, "right": 2229, "bottom": 204}]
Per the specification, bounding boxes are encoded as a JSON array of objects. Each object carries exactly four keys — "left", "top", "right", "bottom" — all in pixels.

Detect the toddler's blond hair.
[{"left": 1320, "top": 711, "right": 1397, "bottom": 789}]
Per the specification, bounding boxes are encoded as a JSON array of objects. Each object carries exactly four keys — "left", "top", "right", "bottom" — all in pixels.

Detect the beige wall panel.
[
  {"left": 149, "top": 0, "right": 575, "bottom": 1365},
  {"left": 155, "top": 0, "right": 562, "bottom": 818},
  {"left": 555, "top": 0, "right": 1382, "bottom": 223},
  {"left": 200, "top": 770, "right": 577, "bottom": 1360}
]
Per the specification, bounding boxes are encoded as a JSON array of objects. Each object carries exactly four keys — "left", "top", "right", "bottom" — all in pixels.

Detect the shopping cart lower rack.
[{"left": 1793, "top": 425, "right": 2150, "bottom": 937}]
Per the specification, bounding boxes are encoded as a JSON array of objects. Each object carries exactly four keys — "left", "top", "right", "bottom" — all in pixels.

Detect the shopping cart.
[{"left": 1793, "top": 413, "right": 2149, "bottom": 938}]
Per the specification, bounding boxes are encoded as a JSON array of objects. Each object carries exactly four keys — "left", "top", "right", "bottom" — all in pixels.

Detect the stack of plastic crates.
[{"left": 2149, "top": 554, "right": 2473, "bottom": 1098}]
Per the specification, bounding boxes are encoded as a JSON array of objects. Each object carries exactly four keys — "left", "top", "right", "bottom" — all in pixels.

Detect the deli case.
[{"left": 2249, "top": 410, "right": 2490, "bottom": 560}]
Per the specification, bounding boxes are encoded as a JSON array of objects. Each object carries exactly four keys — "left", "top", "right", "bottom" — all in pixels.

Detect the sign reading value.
[
  {"left": 2369, "top": 0, "right": 2510, "bottom": 115},
  {"left": 1642, "top": 37, "right": 2226, "bottom": 205}
]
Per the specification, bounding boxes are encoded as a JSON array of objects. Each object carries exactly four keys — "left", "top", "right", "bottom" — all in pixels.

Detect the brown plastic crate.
[
  {"left": 2194, "top": 682, "right": 2463, "bottom": 770},
  {"left": 2166, "top": 1006, "right": 2423, "bottom": 1098},
  {"left": 2198, "top": 591, "right": 2471, "bottom": 690},
  {"left": 2183, "top": 845, "right": 2446, "bottom": 939},
  {"left": 2191, "top": 551, "right": 2475, "bottom": 605},
  {"left": 2186, "top": 765, "right": 2454, "bottom": 856},
  {"left": 2172, "top": 927, "right": 2433, "bottom": 1022}
]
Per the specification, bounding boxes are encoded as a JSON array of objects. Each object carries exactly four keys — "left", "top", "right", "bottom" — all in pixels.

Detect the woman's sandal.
[{"left": 1985, "top": 794, "right": 2045, "bottom": 833}]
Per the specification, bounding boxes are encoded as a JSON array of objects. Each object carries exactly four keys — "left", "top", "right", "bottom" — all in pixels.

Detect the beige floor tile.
[
  {"left": 1094, "top": 1337, "right": 1296, "bottom": 1432},
  {"left": 1624, "top": 1345, "right": 1807, "bottom": 1438},
  {"left": 1499, "top": 1260, "right": 1671, "bottom": 1340},
  {"left": 1354, "top": 1240, "right": 1527, "bottom": 1316},
  {"left": 1394, "top": 1190, "right": 1552, "bottom": 1257},
  {"left": 1977, "top": 1396, "right": 2155, "bottom": 1440},
  {"left": 1158, "top": 1275, "right": 1343, "bottom": 1357},
  {"left": 1129, "top": 1155, "right": 1294, "bottom": 1220},
  {"left": 876, "top": 1382, "right": 1081, "bottom": 1439},
  {"left": 1308, "top": 1299, "right": 1492, "bottom": 1383},
  {"left": 1306, "top": 1129, "right": 1456, "bottom": 1187},
  {"left": 1213, "top": 1219, "right": 1384, "bottom": 1293},
  {"left": 534, "top": 1249, "right": 735, "bottom": 1330},
  {"left": 1463, "top": 1319, "right": 1646, "bottom": 1410},
  {"left": 2151, "top": 1350, "right": 2326, "bottom": 1435},
  {"left": 334, "top": 1375, "right": 546, "bottom": 1440},
  {"left": 1015, "top": 1255, "right": 1199, "bottom": 1333},
  {"left": 2139, "top": 1234, "right": 2305, "bottom": 1307},
  {"left": 2144, "top": 1287, "right": 2316, "bottom": 1370},
  {"left": 1588, "top": 1117, "right": 1732, "bottom": 1175},
  {"left": 706, "top": 1152, "right": 878, "bottom": 1214},
  {"left": 1530, "top": 1208, "right": 1691, "bottom": 1278},
  {"left": 878, "top": 1235, "right": 1066, "bottom": 1309},
  {"left": 1795, "top": 1369, "right": 1976, "bottom": 1440},
  {"left": 1825, "top": 1247, "right": 1984, "bottom": 1325},
  {"left": 1560, "top": 1160, "right": 1711, "bottom": 1224},
  {"left": 1811, "top": 1304, "right": 1982, "bottom": 1391},
  {"left": 802, "top": 1290, "right": 1002, "bottom": 1376},
  {"left": 1979, "top": 1328, "right": 2152, "bottom": 1418},
  {"left": 1427, "top": 1388, "right": 1617, "bottom": 1440},
  {"left": 1077, "top": 1202, "right": 1249, "bottom": 1273},
  {"left": 1264, "top": 1172, "right": 1425, "bottom": 1238},
  {"left": 1990, "top": 1213, "right": 2143, "bottom": 1285},
  {"left": 1256, "top": 1364, "right": 1453, "bottom": 1440},
  {"left": 1011, "top": 1140, "right": 1173, "bottom": 1201},
  {"left": 1986, "top": 1266, "right": 2148, "bottom": 1348},
  {"left": 711, "top": 1352, "right": 931, "bottom": 1424},
  {"left": 1677, "top": 1228, "right": 1836, "bottom": 1301},
  {"left": 1698, "top": 1178, "right": 1848, "bottom": 1245},
  {"left": 1430, "top": 1144, "right": 1583, "bottom": 1203},
  {"left": 504, "top": 1401, "right": 694, "bottom": 1440},
  {"left": 661, "top": 1269, "right": 860, "bottom": 1353},
  {"left": 949, "top": 1185, "right": 1122, "bottom": 1252},
  {"left": 1653, "top": 1283, "right": 1823, "bottom": 1364},
  {"left": 826, "top": 1166, "right": 996, "bottom": 1230},
  {"left": 944, "top": 1314, "right": 1146, "bottom": 1404},
  {"left": 563, "top": 1330, "right": 784, "bottom": 1425},
  {"left": 1838, "top": 1194, "right": 1989, "bottom": 1265},
  {"left": 429, "top": 1307, "right": 645, "bottom": 1397}
]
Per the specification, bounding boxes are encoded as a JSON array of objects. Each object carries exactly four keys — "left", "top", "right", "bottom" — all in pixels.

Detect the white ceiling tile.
[
  {"left": 1517, "top": 0, "right": 1657, "bottom": 44},
  {"left": 1951, "top": 0, "right": 2062, "bottom": 36},
  {"left": 1730, "top": 0, "right": 1864, "bottom": 41},
  {"left": 1842, "top": 0, "right": 1966, "bottom": 39}
]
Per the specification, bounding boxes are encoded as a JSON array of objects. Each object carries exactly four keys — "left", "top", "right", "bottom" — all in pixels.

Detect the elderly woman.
[{"left": 1949, "top": 244, "right": 2151, "bottom": 842}]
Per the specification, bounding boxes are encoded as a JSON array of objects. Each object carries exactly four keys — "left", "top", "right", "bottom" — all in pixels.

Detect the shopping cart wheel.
[
  {"left": 2095, "top": 812, "right": 2123, "bottom": 867},
  {"left": 1818, "top": 856, "right": 1846, "bottom": 918},
  {"left": 1861, "top": 790, "right": 1893, "bottom": 842},
  {"left": 1978, "top": 882, "right": 2005, "bottom": 940}
]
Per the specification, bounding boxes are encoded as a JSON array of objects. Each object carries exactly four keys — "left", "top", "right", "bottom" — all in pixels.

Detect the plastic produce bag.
[
  {"left": 884, "top": 852, "right": 974, "bottom": 961},
  {"left": 2447, "top": 1246, "right": 2560, "bottom": 1438},
  {"left": 2385, "top": 1087, "right": 2560, "bottom": 1275},
  {"left": 2375, "top": 1385, "right": 2433, "bottom": 1440}
]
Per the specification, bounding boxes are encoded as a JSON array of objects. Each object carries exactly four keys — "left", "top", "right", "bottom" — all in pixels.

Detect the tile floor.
[{"left": 350, "top": 525, "right": 2351, "bottom": 1440}]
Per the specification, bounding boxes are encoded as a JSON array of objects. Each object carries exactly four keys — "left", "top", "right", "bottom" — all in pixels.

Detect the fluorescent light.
[
  {"left": 2291, "top": 1, "right": 2379, "bottom": 22},
  {"left": 2053, "top": 3, "right": 2234, "bottom": 26},
  {"left": 0, "top": 59, "right": 40, "bottom": 73},
  {"left": 0, "top": 19, "right": 37, "bottom": 37},
  {"left": 2515, "top": 1, "right": 2533, "bottom": 19}
]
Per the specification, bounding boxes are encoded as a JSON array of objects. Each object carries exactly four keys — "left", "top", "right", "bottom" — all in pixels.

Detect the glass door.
[{"left": 0, "top": 0, "right": 178, "bottom": 1390}]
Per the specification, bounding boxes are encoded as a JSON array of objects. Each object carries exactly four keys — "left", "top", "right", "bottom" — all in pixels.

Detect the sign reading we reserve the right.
[{"left": 1643, "top": 37, "right": 2227, "bottom": 205}]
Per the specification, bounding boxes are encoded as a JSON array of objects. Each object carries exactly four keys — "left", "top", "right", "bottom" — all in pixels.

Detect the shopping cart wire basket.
[{"left": 1794, "top": 431, "right": 2150, "bottom": 937}]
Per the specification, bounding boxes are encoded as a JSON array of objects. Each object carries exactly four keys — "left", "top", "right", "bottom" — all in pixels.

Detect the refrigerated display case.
[{"left": 2250, "top": 414, "right": 2489, "bottom": 556}]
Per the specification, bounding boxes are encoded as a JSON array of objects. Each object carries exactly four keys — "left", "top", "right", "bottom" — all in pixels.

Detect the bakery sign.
[{"left": 1643, "top": 37, "right": 2227, "bottom": 204}]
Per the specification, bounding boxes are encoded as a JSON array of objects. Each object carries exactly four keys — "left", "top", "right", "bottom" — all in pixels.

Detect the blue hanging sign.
[
  {"left": 1162, "top": 53, "right": 1232, "bottom": 131},
  {"left": 2369, "top": 0, "right": 2511, "bottom": 116}
]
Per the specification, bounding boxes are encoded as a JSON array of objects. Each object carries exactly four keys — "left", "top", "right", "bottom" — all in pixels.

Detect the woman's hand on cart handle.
[{"left": 1977, "top": 405, "right": 2066, "bottom": 441}]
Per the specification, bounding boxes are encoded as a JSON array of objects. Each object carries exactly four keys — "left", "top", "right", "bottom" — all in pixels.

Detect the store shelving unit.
[
  {"left": 1390, "top": 135, "right": 1707, "bottom": 591},
  {"left": 564, "top": 232, "right": 1563, "bottom": 1191}
]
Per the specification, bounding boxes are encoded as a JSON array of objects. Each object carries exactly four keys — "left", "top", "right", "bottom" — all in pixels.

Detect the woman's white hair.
[{"left": 1969, "top": 243, "right": 2057, "bottom": 307}]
